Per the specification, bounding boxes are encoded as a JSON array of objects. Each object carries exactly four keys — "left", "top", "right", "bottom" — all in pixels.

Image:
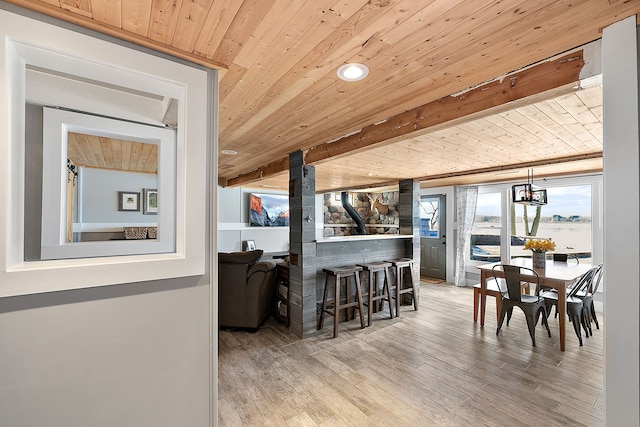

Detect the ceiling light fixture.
[
  {"left": 337, "top": 63, "right": 369, "bottom": 82},
  {"left": 512, "top": 169, "right": 547, "bottom": 206},
  {"left": 221, "top": 149, "right": 237, "bottom": 155}
]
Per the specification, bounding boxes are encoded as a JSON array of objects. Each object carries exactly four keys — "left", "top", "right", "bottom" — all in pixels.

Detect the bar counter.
[
  {"left": 298, "top": 233, "right": 417, "bottom": 333},
  {"left": 316, "top": 233, "right": 414, "bottom": 243}
]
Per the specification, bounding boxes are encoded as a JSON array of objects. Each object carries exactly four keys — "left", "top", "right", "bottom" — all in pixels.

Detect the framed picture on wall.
[
  {"left": 243, "top": 240, "right": 256, "bottom": 251},
  {"left": 118, "top": 191, "right": 140, "bottom": 211},
  {"left": 143, "top": 188, "right": 158, "bottom": 215}
]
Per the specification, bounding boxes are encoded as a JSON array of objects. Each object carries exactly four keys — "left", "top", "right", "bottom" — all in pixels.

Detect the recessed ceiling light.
[
  {"left": 221, "top": 149, "right": 237, "bottom": 155},
  {"left": 337, "top": 63, "right": 369, "bottom": 82}
]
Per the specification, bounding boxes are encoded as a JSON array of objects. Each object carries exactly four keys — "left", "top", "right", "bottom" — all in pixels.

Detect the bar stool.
[
  {"left": 318, "top": 266, "right": 365, "bottom": 338},
  {"left": 357, "top": 262, "right": 393, "bottom": 326},
  {"left": 385, "top": 258, "right": 418, "bottom": 316}
]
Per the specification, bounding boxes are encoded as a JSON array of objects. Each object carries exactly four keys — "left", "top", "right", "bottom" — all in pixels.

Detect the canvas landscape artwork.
[{"left": 249, "top": 193, "right": 289, "bottom": 227}]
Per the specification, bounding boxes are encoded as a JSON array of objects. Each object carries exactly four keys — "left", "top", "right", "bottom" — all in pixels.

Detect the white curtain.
[{"left": 455, "top": 186, "right": 478, "bottom": 287}]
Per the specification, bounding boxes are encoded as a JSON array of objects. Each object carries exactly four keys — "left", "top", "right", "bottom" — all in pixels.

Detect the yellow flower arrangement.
[{"left": 524, "top": 238, "right": 556, "bottom": 253}]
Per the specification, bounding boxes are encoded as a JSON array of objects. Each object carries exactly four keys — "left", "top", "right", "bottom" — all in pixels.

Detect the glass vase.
[{"left": 532, "top": 251, "right": 546, "bottom": 269}]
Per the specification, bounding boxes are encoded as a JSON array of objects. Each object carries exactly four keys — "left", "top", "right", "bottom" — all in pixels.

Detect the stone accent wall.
[{"left": 323, "top": 191, "right": 400, "bottom": 237}]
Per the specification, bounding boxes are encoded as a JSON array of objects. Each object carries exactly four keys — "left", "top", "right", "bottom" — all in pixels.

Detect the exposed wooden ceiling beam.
[
  {"left": 225, "top": 157, "right": 289, "bottom": 188},
  {"left": 224, "top": 50, "right": 585, "bottom": 187},
  {"left": 417, "top": 152, "right": 602, "bottom": 183}
]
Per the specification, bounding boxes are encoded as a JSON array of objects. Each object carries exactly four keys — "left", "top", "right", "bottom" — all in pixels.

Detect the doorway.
[{"left": 419, "top": 194, "right": 446, "bottom": 280}]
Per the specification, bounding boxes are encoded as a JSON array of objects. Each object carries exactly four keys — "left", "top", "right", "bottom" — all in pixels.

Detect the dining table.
[{"left": 476, "top": 257, "right": 592, "bottom": 351}]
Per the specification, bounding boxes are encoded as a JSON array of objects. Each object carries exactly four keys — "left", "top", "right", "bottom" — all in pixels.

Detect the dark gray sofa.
[{"left": 218, "top": 250, "right": 277, "bottom": 329}]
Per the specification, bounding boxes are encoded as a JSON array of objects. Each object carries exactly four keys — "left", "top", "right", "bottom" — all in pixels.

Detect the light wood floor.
[{"left": 218, "top": 282, "right": 604, "bottom": 426}]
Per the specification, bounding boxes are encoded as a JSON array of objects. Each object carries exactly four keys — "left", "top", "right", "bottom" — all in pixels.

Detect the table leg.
[
  {"left": 558, "top": 283, "right": 566, "bottom": 351},
  {"left": 480, "top": 270, "right": 488, "bottom": 327}
]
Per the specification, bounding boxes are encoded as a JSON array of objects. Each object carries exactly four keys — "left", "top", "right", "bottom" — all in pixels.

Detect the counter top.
[{"left": 316, "top": 234, "right": 413, "bottom": 243}]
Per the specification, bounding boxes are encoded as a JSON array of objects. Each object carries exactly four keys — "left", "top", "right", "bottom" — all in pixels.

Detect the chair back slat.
[
  {"left": 492, "top": 264, "right": 540, "bottom": 302},
  {"left": 568, "top": 266, "right": 597, "bottom": 298},
  {"left": 590, "top": 264, "right": 603, "bottom": 294},
  {"left": 503, "top": 265, "right": 524, "bottom": 301}
]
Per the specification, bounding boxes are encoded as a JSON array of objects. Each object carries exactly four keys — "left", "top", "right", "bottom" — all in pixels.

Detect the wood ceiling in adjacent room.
[
  {"left": 9, "top": 0, "right": 639, "bottom": 191},
  {"left": 67, "top": 133, "right": 158, "bottom": 174}
]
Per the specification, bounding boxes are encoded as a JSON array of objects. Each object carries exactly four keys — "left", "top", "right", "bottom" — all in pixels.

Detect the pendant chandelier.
[{"left": 512, "top": 169, "right": 547, "bottom": 206}]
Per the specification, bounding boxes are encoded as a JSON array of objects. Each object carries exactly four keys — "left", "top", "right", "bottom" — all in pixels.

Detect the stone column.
[
  {"left": 398, "top": 179, "right": 421, "bottom": 303},
  {"left": 288, "top": 151, "right": 317, "bottom": 337}
]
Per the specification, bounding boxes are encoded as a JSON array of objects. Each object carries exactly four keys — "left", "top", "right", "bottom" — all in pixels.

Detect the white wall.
[
  {"left": 0, "top": 278, "right": 211, "bottom": 427},
  {"left": 79, "top": 168, "right": 158, "bottom": 224},
  {"left": 218, "top": 186, "right": 289, "bottom": 253},
  {"left": 602, "top": 16, "right": 640, "bottom": 425}
]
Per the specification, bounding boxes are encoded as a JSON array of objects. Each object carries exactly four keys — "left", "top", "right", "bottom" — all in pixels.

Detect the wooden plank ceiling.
[
  {"left": 67, "top": 132, "right": 158, "bottom": 174},
  {"left": 8, "top": 0, "right": 640, "bottom": 192}
]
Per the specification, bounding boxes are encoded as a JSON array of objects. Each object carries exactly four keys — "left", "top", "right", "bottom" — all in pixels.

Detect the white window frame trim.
[
  {"left": 465, "top": 173, "right": 603, "bottom": 273},
  {"left": 0, "top": 10, "right": 208, "bottom": 297}
]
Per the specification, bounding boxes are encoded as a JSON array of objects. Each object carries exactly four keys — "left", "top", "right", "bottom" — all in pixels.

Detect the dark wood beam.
[
  {"left": 225, "top": 157, "right": 289, "bottom": 188},
  {"left": 224, "top": 50, "right": 585, "bottom": 186}
]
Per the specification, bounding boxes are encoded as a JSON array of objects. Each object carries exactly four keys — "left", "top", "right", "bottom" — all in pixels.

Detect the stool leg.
[
  {"left": 333, "top": 274, "right": 341, "bottom": 338},
  {"left": 408, "top": 267, "right": 418, "bottom": 310},
  {"left": 367, "top": 271, "right": 373, "bottom": 327},
  {"left": 318, "top": 274, "right": 331, "bottom": 331},
  {"left": 382, "top": 267, "right": 393, "bottom": 319},
  {"left": 347, "top": 275, "right": 357, "bottom": 320},
  {"left": 395, "top": 266, "right": 401, "bottom": 317},
  {"left": 371, "top": 271, "right": 378, "bottom": 313},
  {"left": 373, "top": 270, "right": 382, "bottom": 312},
  {"left": 354, "top": 271, "right": 365, "bottom": 329},
  {"left": 375, "top": 271, "right": 383, "bottom": 312}
]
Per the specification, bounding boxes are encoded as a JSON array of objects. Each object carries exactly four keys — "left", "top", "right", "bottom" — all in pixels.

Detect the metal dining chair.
[
  {"left": 494, "top": 264, "right": 551, "bottom": 346},
  {"left": 573, "top": 264, "right": 603, "bottom": 334},
  {"left": 545, "top": 253, "right": 581, "bottom": 317},
  {"left": 540, "top": 266, "right": 598, "bottom": 346}
]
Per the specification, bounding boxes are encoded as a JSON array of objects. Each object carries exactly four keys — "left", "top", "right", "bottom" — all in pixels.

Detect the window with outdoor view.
[
  {"left": 470, "top": 192, "right": 501, "bottom": 261},
  {"left": 510, "top": 184, "right": 592, "bottom": 261},
  {"left": 419, "top": 196, "right": 440, "bottom": 238}
]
